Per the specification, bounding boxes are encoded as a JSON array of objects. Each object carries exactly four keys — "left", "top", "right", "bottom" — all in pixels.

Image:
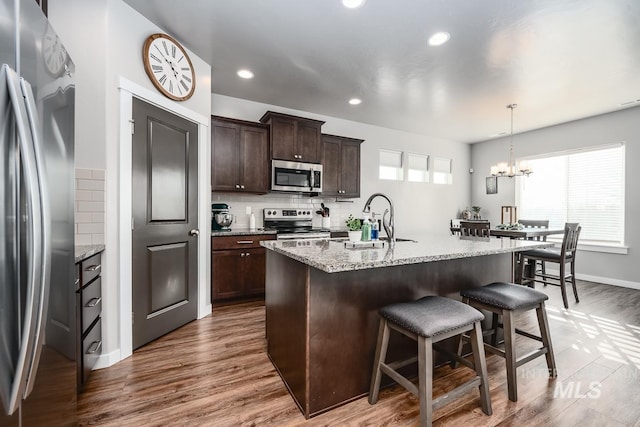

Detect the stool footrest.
[
  {"left": 386, "top": 356, "right": 418, "bottom": 371},
  {"left": 515, "top": 328, "right": 543, "bottom": 342},
  {"left": 433, "top": 342, "right": 474, "bottom": 370},
  {"left": 516, "top": 348, "right": 548, "bottom": 367},
  {"left": 380, "top": 363, "right": 419, "bottom": 396},
  {"left": 432, "top": 377, "right": 482, "bottom": 411}
]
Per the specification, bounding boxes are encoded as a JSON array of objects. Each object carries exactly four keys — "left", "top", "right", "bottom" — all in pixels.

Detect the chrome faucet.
[{"left": 363, "top": 193, "right": 395, "bottom": 245}]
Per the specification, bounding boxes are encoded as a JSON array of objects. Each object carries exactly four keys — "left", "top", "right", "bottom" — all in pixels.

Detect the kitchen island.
[{"left": 262, "top": 234, "right": 551, "bottom": 418}]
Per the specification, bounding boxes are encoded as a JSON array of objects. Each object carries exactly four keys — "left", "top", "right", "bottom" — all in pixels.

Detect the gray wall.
[{"left": 471, "top": 106, "right": 640, "bottom": 287}]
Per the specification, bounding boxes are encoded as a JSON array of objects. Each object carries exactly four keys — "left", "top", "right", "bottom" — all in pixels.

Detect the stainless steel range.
[{"left": 263, "top": 208, "right": 330, "bottom": 240}]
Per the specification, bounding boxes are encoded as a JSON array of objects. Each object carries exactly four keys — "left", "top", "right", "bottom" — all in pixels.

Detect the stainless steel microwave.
[{"left": 271, "top": 159, "right": 322, "bottom": 193}]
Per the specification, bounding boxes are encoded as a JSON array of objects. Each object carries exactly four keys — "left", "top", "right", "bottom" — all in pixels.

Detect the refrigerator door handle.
[
  {"left": 20, "top": 76, "right": 52, "bottom": 399},
  {"left": 1, "top": 65, "right": 45, "bottom": 415}
]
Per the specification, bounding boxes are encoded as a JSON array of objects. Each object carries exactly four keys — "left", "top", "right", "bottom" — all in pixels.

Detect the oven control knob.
[
  {"left": 306, "top": 210, "right": 311, "bottom": 215},
  {"left": 298, "top": 210, "right": 302, "bottom": 215}
]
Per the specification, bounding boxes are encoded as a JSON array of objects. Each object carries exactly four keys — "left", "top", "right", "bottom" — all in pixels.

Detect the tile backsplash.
[
  {"left": 75, "top": 168, "right": 105, "bottom": 245},
  {"left": 212, "top": 193, "right": 356, "bottom": 230}
]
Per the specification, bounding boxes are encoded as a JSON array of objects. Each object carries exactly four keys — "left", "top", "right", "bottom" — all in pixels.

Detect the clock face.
[
  {"left": 43, "top": 26, "right": 67, "bottom": 76},
  {"left": 143, "top": 34, "right": 196, "bottom": 101}
]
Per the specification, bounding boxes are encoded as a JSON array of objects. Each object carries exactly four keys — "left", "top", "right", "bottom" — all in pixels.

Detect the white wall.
[
  {"left": 471, "top": 106, "right": 640, "bottom": 287},
  {"left": 49, "top": 0, "right": 212, "bottom": 366},
  {"left": 213, "top": 94, "right": 471, "bottom": 236}
]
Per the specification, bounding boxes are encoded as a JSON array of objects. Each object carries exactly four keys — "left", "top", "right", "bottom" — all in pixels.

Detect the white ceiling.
[{"left": 123, "top": 0, "right": 640, "bottom": 143}]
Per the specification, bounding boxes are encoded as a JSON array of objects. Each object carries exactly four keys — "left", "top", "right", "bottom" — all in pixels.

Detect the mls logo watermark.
[{"left": 553, "top": 381, "right": 602, "bottom": 399}]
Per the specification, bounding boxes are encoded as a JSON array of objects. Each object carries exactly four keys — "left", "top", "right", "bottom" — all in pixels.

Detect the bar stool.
[
  {"left": 458, "top": 282, "right": 557, "bottom": 402},
  {"left": 368, "top": 296, "right": 492, "bottom": 427}
]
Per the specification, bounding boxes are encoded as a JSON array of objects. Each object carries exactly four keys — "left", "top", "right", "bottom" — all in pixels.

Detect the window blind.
[
  {"left": 407, "top": 153, "right": 429, "bottom": 182},
  {"left": 516, "top": 144, "right": 625, "bottom": 245},
  {"left": 433, "top": 157, "right": 452, "bottom": 184}
]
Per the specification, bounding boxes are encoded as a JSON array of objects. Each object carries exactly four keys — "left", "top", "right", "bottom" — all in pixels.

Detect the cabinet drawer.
[
  {"left": 81, "top": 277, "right": 102, "bottom": 335},
  {"left": 212, "top": 234, "right": 275, "bottom": 250},
  {"left": 82, "top": 317, "right": 102, "bottom": 385},
  {"left": 80, "top": 253, "right": 102, "bottom": 286}
]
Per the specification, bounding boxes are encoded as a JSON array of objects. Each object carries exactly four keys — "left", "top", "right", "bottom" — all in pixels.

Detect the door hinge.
[
  {"left": 131, "top": 217, "right": 134, "bottom": 230},
  {"left": 132, "top": 312, "right": 134, "bottom": 325},
  {"left": 129, "top": 119, "right": 135, "bottom": 134}
]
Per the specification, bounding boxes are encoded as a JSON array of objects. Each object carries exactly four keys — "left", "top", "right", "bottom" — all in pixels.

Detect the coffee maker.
[{"left": 211, "top": 203, "right": 234, "bottom": 231}]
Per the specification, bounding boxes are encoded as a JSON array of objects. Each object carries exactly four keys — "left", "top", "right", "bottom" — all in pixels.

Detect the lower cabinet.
[
  {"left": 211, "top": 234, "right": 276, "bottom": 302},
  {"left": 76, "top": 251, "right": 103, "bottom": 391}
]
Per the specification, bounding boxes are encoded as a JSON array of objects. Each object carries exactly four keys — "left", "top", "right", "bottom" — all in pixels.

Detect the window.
[
  {"left": 516, "top": 143, "right": 625, "bottom": 246},
  {"left": 433, "top": 157, "right": 452, "bottom": 184},
  {"left": 379, "top": 149, "right": 403, "bottom": 180},
  {"left": 407, "top": 153, "right": 429, "bottom": 183}
]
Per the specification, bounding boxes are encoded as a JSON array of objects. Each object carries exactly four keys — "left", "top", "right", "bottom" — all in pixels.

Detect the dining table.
[{"left": 489, "top": 227, "right": 565, "bottom": 239}]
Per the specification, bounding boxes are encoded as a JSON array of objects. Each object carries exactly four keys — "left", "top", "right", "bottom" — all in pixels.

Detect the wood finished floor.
[{"left": 78, "top": 280, "right": 640, "bottom": 426}]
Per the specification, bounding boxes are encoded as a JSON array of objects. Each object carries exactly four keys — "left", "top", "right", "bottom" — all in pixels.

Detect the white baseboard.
[
  {"left": 93, "top": 349, "right": 125, "bottom": 370},
  {"left": 545, "top": 268, "right": 640, "bottom": 290}
]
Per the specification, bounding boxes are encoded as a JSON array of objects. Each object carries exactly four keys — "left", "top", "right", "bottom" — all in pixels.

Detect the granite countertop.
[
  {"left": 261, "top": 233, "right": 553, "bottom": 273},
  {"left": 211, "top": 228, "right": 278, "bottom": 237},
  {"left": 75, "top": 244, "right": 105, "bottom": 263}
]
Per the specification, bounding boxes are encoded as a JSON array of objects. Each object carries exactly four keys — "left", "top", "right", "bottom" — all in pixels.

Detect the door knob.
[{"left": 189, "top": 229, "right": 200, "bottom": 237}]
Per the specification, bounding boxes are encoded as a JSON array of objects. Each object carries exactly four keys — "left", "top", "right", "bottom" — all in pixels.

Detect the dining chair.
[
  {"left": 460, "top": 221, "right": 490, "bottom": 237},
  {"left": 450, "top": 219, "right": 461, "bottom": 235},
  {"left": 518, "top": 219, "right": 550, "bottom": 275},
  {"left": 518, "top": 223, "right": 581, "bottom": 309}
]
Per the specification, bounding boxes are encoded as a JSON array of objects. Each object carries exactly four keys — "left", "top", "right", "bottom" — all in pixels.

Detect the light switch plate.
[{"left": 245, "top": 206, "right": 252, "bottom": 215}]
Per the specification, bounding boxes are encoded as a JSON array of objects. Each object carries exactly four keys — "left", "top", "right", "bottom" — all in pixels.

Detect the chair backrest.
[
  {"left": 460, "top": 221, "right": 490, "bottom": 237},
  {"left": 450, "top": 219, "right": 461, "bottom": 235},
  {"left": 561, "top": 223, "right": 581, "bottom": 259},
  {"left": 519, "top": 219, "right": 550, "bottom": 241}
]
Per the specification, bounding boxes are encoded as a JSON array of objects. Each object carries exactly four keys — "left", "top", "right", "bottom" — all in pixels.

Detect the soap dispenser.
[
  {"left": 361, "top": 216, "right": 371, "bottom": 242},
  {"left": 371, "top": 213, "right": 379, "bottom": 240}
]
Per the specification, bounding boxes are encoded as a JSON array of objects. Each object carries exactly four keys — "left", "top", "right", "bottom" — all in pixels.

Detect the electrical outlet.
[{"left": 245, "top": 206, "right": 252, "bottom": 215}]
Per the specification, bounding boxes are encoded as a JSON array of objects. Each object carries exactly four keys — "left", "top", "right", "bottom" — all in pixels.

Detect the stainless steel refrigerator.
[{"left": 1, "top": 0, "right": 76, "bottom": 425}]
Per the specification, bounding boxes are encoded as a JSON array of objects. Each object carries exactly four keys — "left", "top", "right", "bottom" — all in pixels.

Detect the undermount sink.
[{"left": 379, "top": 237, "right": 417, "bottom": 243}]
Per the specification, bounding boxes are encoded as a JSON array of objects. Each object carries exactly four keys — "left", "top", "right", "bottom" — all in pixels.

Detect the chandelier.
[{"left": 490, "top": 104, "right": 533, "bottom": 177}]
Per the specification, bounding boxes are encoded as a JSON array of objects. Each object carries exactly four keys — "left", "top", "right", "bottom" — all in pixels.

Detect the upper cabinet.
[
  {"left": 259, "top": 111, "right": 325, "bottom": 164},
  {"left": 211, "top": 116, "right": 269, "bottom": 194},
  {"left": 321, "top": 134, "right": 364, "bottom": 198}
]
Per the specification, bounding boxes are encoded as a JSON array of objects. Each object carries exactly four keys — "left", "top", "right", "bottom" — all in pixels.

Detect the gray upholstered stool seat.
[
  {"left": 458, "top": 282, "right": 557, "bottom": 403},
  {"left": 379, "top": 296, "right": 484, "bottom": 337},
  {"left": 460, "top": 282, "right": 548, "bottom": 310},
  {"left": 369, "top": 296, "right": 492, "bottom": 427}
]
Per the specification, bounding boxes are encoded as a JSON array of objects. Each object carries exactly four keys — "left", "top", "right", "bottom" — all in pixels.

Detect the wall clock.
[{"left": 142, "top": 33, "right": 196, "bottom": 101}]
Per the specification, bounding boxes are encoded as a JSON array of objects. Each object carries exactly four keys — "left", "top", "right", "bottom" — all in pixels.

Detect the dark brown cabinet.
[
  {"left": 211, "top": 116, "right": 269, "bottom": 194},
  {"left": 211, "top": 234, "right": 276, "bottom": 302},
  {"left": 259, "top": 111, "right": 325, "bottom": 163},
  {"left": 321, "top": 134, "right": 363, "bottom": 198}
]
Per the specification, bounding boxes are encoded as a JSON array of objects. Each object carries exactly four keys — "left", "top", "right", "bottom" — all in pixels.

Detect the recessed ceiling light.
[
  {"left": 428, "top": 32, "right": 450, "bottom": 46},
  {"left": 237, "top": 69, "right": 254, "bottom": 79},
  {"left": 349, "top": 98, "right": 362, "bottom": 105},
  {"left": 342, "top": 0, "right": 366, "bottom": 9}
]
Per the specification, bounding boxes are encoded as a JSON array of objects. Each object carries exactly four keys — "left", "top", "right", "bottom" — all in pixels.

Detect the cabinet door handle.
[
  {"left": 86, "top": 297, "right": 102, "bottom": 308},
  {"left": 86, "top": 340, "right": 102, "bottom": 355},
  {"left": 85, "top": 264, "right": 101, "bottom": 272},
  {"left": 240, "top": 184, "right": 245, "bottom": 189},
  {"left": 246, "top": 252, "right": 250, "bottom": 257},
  {"left": 235, "top": 184, "right": 240, "bottom": 189},
  {"left": 241, "top": 253, "right": 246, "bottom": 257},
  {"left": 236, "top": 240, "right": 254, "bottom": 244}
]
